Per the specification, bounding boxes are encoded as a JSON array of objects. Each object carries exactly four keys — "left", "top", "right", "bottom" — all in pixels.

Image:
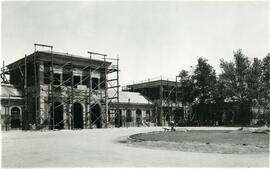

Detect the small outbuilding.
[{"left": 109, "top": 91, "right": 155, "bottom": 127}]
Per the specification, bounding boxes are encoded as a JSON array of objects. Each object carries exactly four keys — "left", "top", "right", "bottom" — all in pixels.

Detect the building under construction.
[
  {"left": 124, "top": 77, "right": 186, "bottom": 126},
  {"left": 1, "top": 44, "right": 186, "bottom": 130},
  {"left": 1, "top": 44, "right": 121, "bottom": 130}
]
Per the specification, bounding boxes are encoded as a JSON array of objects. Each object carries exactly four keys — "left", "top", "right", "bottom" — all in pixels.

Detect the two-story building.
[
  {"left": 1, "top": 49, "right": 158, "bottom": 130},
  {"left": 125, "top": 78, "right": 184, "bottom": 126},
  {"left": 5, "top": 51, "right": 113, "bottom": 130}
]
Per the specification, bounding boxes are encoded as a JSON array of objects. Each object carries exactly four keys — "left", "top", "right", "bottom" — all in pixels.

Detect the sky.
[{"left": 1, "top": 1, "right": 269, "bottom": 86}]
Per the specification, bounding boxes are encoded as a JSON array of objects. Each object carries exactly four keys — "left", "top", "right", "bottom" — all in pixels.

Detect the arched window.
[
  {"left": 10, "top": 107, "right": 21, "bottom": 128},
  {"left": 136, "top": 109, "right": 142, "bottom": 123}
]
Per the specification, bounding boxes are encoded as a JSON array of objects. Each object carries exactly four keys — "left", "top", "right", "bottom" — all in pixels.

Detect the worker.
[{"left": 170, "top": 120, "right": 176, "bottom": 131}]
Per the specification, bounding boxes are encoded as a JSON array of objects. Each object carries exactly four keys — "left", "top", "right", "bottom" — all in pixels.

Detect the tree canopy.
[{"left": 177, "top": 50, "right": 270, "bottom": 124}]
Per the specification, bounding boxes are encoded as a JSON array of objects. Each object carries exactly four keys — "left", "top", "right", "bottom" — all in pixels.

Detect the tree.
[
  {"left": 246, "top": 58, "right": 262, "bottom": 102},
  {"left": 234, "top": 49, "right": 251, "bottom": 102},
  {"left": 260, "top": 54, "right": 270, "bottom": 124},
  {"left": 261, "top": 54, "right": 270, "bottom": 100},
  {"left": 219, "top": 50, "right": 252, "bottom": 102},
  {"left": 219, "top": 59, "right": 237, "bottom": 101},
  {"left": 178, "top": 70, "right": 194, "bottom": 104},
  {"left": 219, "top": 49, "right": 252, "bottom": 124},
  {"left": 192, "top": 57, "right": 217, "bottom": 104}
]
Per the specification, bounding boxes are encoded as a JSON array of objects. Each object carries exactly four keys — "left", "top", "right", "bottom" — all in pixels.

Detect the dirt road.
[{"left": 1, "top": 127, "right": 269, "bottom": 167}]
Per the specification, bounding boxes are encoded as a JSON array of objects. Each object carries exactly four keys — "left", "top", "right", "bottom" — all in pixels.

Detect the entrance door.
[
  {"left": 73, "top": 103, "right": 83, "bottom": 129},
  {"left": 115, "top": 110, "right": 122, "bottom": 127},
  {"left": 11, "top": 107, "right": 21, "bottom": 128},
  {"left": 90, "top": 104, "right": 102, "bottom": 128},
  {"left": 136, "top": 109, "right": 142, "bottom": 127},
  {"left": 50, "top": 102, "right": 64, "bottom": 129}
]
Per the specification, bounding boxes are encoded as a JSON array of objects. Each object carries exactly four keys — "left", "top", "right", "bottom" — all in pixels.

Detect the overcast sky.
[{"left": 2, "top": 1, "right": 269, "bottom": 86}]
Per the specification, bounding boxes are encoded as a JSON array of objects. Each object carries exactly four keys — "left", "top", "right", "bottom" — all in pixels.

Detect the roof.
[
  {"left": 35, "top": 50, "right": 108, "bottom": 63},
  {"left": 6, "top": 50, "right": 113, "bottom": 71},
  {"left": 0, "top": 84, "right": 23, "bottom": 99},
  {"left": 108, "top": 90, "right": 152, "bottom": 105},
  {"left": 127, "top": 79, "right": 181, "bottom": 90}
]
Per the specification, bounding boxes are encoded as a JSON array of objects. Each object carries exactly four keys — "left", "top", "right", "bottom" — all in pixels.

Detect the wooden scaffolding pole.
[
  {"left": 88, "top": 53, "right": 92, "bottom": 129},
  {"left": 71, "top": 55, "right": 74, "bottom": 129},
  {"left": 104, "top": 55, "right": 108, "bottom": 128},
  {"left": 34, "top": 45, "right": 38, "bottom": 127},
  {"left": 24, "top": 54, "right": 28, "bottom": 130},
  {"left": 159, "top": 79, "right": 163, "bottom": 126},
  {"left": 50, "top": 49, "right": 55, "bottom": 130},
  {"left": 8, "top": 94, "right": 10, "bottom": 130},
  {"left": 116, "top": 57, "right": 120, "bottom": 127}
]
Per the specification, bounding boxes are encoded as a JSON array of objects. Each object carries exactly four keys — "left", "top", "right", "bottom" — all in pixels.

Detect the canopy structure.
[{"left": 0, "top": 84, "right": 23, "bottom": 99}]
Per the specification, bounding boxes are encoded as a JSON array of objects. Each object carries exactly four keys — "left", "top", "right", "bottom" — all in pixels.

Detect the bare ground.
[
  {"left": 1, "top": 127, "right": 269, "bottom": 168},
  {"left": 129, "top": 130, "right": 269, "bottom": 154}
]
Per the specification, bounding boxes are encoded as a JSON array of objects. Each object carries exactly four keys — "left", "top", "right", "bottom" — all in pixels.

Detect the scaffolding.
[
  {"left": 1, "top": 53, "right": 29, "bottom": 130},
  {"left": 125, "top": 76, "right": 182, "bottom": 126},
  {"left": 106, "top": 57, "right": 120, "bottom": 127},
  {"left": 1, "top": 43, "right": 120, "bottom": 130},
  {"left": 87, "top": 52, "right": 120, "bottom": 128},
  {"left": 1, "top": 61, "right": 10, "bottom": 84},
  {"left": 158, "top": 77, "right": 182, "bottom": 126}
]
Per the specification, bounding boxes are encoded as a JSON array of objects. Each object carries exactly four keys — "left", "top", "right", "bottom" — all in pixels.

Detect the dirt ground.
[
  {"left": 130, "top": 130, "right": 269, "bottom": 154},
  {"left": 1, "top": 127, "right": 269, "bottom": 168}
]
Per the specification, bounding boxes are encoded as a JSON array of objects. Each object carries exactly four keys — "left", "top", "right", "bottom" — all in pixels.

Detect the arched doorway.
[
  {"left": 115, "top": 109, "right": 122, "bottom": 127},
  {"left": 136, "top": 109, "right": 142, "bottom": 127},
  {"left": 50, "top": 102, "right": 64, "bottom": 129},
  {"left": 90, "top": 104, "right": 102, "bottom": 128},
  {"left": 73, "top": 103, "right": 83, "bottom": 129},
  {"left": 10, "top": 107, "right": 21, "bottom": 128},
  {"left": 126, "top": 110, "right": 132, "bottom": 122},
  {"left": 146, "top": 110, "right": 151, "bottom": 122}
]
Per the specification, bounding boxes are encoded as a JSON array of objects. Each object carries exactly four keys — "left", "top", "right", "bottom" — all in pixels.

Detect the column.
[{"left": 122, "top": 109, "right": 126, "bottom": 127}]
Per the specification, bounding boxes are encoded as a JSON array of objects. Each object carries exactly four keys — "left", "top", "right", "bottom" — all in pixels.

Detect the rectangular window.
[
  {"left": 100, "top": 76, "right": 105, "bottom": 89},
  {"left": 92, "top": 78, "right": 99, "bottom": 90},
  {"left": 53, "top": 73, "right": 61, "bottom": 85},
  {"left": 63, "top": 71, "right": 71, "bottom": 86},
  {"left": 73, "top": 75, "right": 80, "bottom": 88}
]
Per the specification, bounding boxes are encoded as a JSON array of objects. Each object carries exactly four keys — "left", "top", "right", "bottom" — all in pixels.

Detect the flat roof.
[
  {"left": 127, "top": 79, "right": 181, "bottom": 90},
  {"left": 6, "top": 50, "right": 113, "bottom": 70}
]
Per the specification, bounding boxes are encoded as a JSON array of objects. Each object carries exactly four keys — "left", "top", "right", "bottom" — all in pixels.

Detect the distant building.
[
  {"left": 109, "top": 91, "right": 154, "bottom": 127},
  {"left": 1, "top": 84, "right": 23, "bottom": 130},
  {"left": 125, "top": 78, "right": 184, "bottom": 126}
]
